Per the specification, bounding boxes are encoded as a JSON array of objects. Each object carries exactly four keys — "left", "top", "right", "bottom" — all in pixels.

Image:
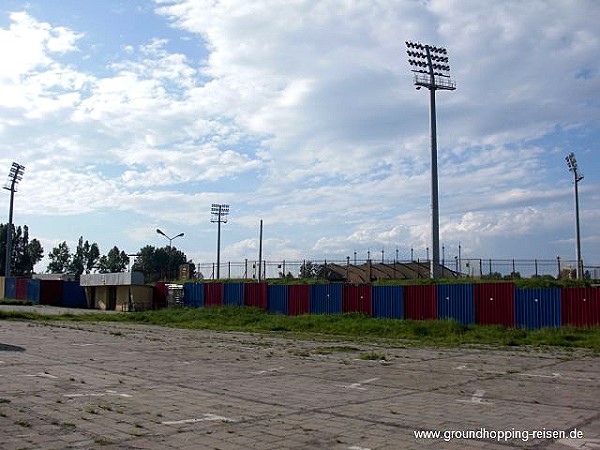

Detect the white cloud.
[{"left": 1, "top": 2, "right": 599, "bottom": 268}]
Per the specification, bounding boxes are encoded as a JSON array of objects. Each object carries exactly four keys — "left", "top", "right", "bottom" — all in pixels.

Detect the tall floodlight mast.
[
  {"left": 211, "top": 204, "right": 229, "bottom": 279},
  {"left": 3, "top": 162, "right": 25, "bottom": 277},
  {"left": 565, "top": 152, "right": 584, "bottom": 280},
  {"left": 405, "top": 41, "right": 456, "bottom": 278}
]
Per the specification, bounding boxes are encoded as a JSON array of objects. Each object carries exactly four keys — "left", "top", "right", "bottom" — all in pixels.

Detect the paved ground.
[{"left": 0, "top": 317, "right": 599, "bottom": 449}]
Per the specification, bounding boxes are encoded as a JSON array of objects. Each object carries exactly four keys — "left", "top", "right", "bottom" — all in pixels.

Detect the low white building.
[{"left": 79, "top": 272, "right": 152, "bottom": 311}]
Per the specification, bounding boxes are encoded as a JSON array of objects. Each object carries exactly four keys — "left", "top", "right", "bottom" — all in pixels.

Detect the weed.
[
  {"left": 359, "top": 351, "right": 388, "bottom": 361},
  {"left": 313, "top": 346, "right": 360, "bottom": 355}
]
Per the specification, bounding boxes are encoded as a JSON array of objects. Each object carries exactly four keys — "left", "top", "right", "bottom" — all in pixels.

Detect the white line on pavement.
[{"left": 162, "top": 413, "right": 235, "bottom": 425}]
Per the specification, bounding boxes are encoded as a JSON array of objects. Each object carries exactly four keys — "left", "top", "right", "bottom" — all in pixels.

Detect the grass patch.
[
  {"left": 359, "top": 351, "right": 388, "bottom": 361},
  {"left": 0, "top": 299, "right": 33, "bottom": 306},
  {"left": 15, "top": 420, "right": 31, "bottom": 428},
  {"left": 313, "top": 345, "right": 360, "bottom": 354},
  {"left": 1, "top": 307, "right": 599, "bottom": 352}
]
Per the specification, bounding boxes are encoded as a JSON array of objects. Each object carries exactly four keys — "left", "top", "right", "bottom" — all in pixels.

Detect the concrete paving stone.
[{"left": 1, "top": 319, "right": 599, "bottom": 449}]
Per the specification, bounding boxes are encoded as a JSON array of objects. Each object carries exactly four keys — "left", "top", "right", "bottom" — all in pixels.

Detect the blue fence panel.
[
  {"left": 4, "top": 277, "right": 16, "bottom": 299},
  {"left": 63, "top": 281, "right": 88, "bottom": 308},
  {"left": 267, "top": 285, "right": 288, "bottom": 315},
  {"left": 515, "top": 288, "right": 561, "bottom": 329},
  {"left": 310, "top": 284, "right": 342, "bottom": 315},
  {"left": 372, "top": 285, "right": 403, "bottom": 319},
  {"left": 223, "top": 283, "right": 244, "bottom": 306},
  {"left": 437, "top": 284, "right": 475, "bottom": 325},
  {"left": 183, "top": 282, "right": 204, "bottom": 308},
  {"left": 26, "top": 279, "right": 41, "bottom": 304}
]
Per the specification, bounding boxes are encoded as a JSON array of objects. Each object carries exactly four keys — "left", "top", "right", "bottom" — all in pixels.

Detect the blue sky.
[{"left": 0, "top": 0, "right": 598, "bottom": 275}]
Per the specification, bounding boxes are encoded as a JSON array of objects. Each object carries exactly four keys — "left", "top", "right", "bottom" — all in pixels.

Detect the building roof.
[
  {"left": 79, "top": 271, "right": 145, "bottom": 287},
  {"left": 322, "top": 262, "right": 458, "bottom": 282}
]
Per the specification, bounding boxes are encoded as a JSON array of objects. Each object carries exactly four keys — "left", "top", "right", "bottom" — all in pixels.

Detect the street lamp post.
[
  {"left": 156, "top": 228, "right": 184, "bottom": 280},
  {"left": 565, "top": 153, "right": 584, "bottom": 279},
  {"left": 210, "top": 204, "right": 229, "bottom": 279},
  {"left": 3, "top": 162, "right": 25, "bottom": 277},
  {"left": 406, "top": 41, "right": 456, "bottom": 278}
]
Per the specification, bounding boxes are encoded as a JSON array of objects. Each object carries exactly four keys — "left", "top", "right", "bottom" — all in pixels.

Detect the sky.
[{"left": 0, "top": 0, "right": 598, "bottom": 276}]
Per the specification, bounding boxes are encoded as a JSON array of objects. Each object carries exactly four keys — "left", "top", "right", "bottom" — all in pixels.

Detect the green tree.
[
  {"left": 69, "top": 237, "right": 100, "bottom": 276},
  {"left": 47, "top": 241, "right": 72, "bottom": 273},
  {"left": 0, "top": 224, "right": 44, "bottom": 276},
  {"left": 132, "top": 245, "right": 189, "bottom": 282},
  {"left": 98, "top": 246, "right": 129, "bottom": 273},
  {"left": 299, "top": 261, "right": 324, "bottom": 279}
]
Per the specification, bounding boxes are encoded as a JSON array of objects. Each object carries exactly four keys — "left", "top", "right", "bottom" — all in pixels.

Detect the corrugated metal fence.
[
  {"left": 3, "top": 277, "right": 600, "bottom": 329},
  {"left": 178, "top": 282, "right": 599, "bottom": 329}
]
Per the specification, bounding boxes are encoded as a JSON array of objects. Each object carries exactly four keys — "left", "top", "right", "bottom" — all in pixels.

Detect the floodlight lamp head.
[
  {"left": 565, "top": 153, "right": 577, "bottom": 171},
  {"left": 4, "top": 161, "right": 25, "bottom": 191}
]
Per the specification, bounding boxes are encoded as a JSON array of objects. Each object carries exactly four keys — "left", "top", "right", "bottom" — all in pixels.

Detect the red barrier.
[
  {"left": 39, "top": 280, "right": 64, "bottom": 306},
  {"left": 342, "top": 285, "right": 372, "bottom": 315},
  {"left": 404, "top": 285, "right": 437, "bottom": 320},
  {"left": 153, "top": 282, "right": 168, "bottom": 309},
  {"left": 562, "top": 288, "right": 600, "bottom": 327},
  {"left": 474, "top": 283, "right": 515, "bottom": 327},
  {"left": 288, "top": 285, "right": 310, "bottom": 315},
  {"left": 244, "top": 283, "right": 267, "bottom": 309},
  {"left": 204, "top": 283, "right": 224, "bottom": 307},
  {"left": 16, "top": 278, "right": 28, "bottom": 300}
]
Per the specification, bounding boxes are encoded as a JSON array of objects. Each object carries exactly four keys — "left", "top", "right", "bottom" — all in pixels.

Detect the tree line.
[
  {"left": 1, "top": 223, "right": 195, "bottom": 282},
  {"left": 0, "top": 224, "right": 44, "bottom": 276}
]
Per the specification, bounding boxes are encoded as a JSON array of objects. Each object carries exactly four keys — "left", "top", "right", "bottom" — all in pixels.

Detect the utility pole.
[{"left": 258, "top": 219, "right": 263, "bottom": 282}]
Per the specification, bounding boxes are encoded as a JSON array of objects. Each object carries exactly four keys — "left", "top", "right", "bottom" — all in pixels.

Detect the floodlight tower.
[
  {"left": 3, "top": 162, "right": 25, "bottom": 277},
  {"left": 405, "top": 41, "right": 456, "bottom": 279},
  {"left": 565, "top": 153, "right": 584, "bottom": 279},
  {"left": 211, "top": 204, "right": 229, "bottom": 279}
]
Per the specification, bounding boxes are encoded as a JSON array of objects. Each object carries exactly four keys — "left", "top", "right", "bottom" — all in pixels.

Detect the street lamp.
[
  {"left": 406, "top": 41, "right": 456, "bottom": 279},
  {"left": 156, "top": 228, "right": 184, "bottom": 280},
  {"left": 565, "top": 152, "right": 584, "bottom": 279},
  {"left": 210, "top": 204, "right": 229, "bottom": 279},
  {"left": 3, "top": 162, "right": 25, "bottom": 277}
]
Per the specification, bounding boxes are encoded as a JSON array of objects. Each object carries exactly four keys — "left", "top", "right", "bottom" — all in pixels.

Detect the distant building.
[
  {"left": 79, "top": 271, "right": 152, "bottom": 311},
  {"left": 321, "top": 261, "right": 458, "bottom": 283},
  {"left": 32, "top": 273, "right": 77, "bottom": 281}
]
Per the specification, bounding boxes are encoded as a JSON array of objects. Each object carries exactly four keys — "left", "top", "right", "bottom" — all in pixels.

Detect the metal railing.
[{"left": 188, "top": 258, "right": 599, "bottom": 281}]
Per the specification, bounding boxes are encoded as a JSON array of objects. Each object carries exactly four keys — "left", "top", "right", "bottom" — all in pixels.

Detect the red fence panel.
[
  {"left": 244, "top": 283, "right": 267, "bottom": 309},
  {"left": 16, "top": 278, "right": 28, "bottom": 300},
  {"left": 342, "top": 284, "right": 372, "bottom": 315},
  {"left": 39, "top": 280, "right": 64, "bottom": 306},
  {"left": 153, "top": 282, "right": 168, "bottom": 309},
  {"left": 288, "top": 285, "right": 310, "bottom": 315},
  {"left": 204, "top": 283, "right": 224, "bottom": 307},
  {"left": 474, "top": 283, "right": 515, "bottom": 327},
  {"left": 562, "top": 288, "right": 600, "bottom": 327},
  {"left": 404, "top": 285, "right": 437, "bottom": 320}
]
